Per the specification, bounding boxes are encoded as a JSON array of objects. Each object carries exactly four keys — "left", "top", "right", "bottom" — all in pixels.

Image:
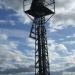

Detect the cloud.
[
  {"left": 0, "top": 20, "right": 7, "bottom": 23},
  {"left": 0, "top": 42, "right": 34, "bottom": 71},
  {"left": 0, "top": 0, "right": 23, "bottom": 10},
  {"left": 0, "top": 33, "right": 34, "bottom": 72},
  {"left": 0, "top": 20, "right": 16, "bottom": 26},
  {"left": 48, "top": 39, "right": 75, "bottom": 71},
  {"left": 65, "top": 53, "right": 75, "bottom": 64},
  {"left": 17, "top": 9, "right": 31, "bottom": 24},
  {"left": 48, "top": 0, "right": 75, "bottom": 32},
  {"left": 0, "top": 0, "right": 31, "bottom": 24},
  {"left": 0, "top": 34, "right": 8, "bottom": 40},
  {"left": 63, "top": 41, "right": 75, "bottom": 45},
  {"left": 27, "top": 38, "right": 35, "bottom": 49},
  {"left": 55, "top": 44, "right": 67, "bottom": 52},
  {"left": 0, "top": 29, "right": 28, "bottom": 39},
  {"left": 62, "top": 33, "right": 75, "bottom": 45},
  {"left": 48, "top": 39, "right": 68, "bottom": 54},
  {"left": 66, "top": 33, "right": 75, "bottom": 39},
  {"left": 49, "top": 52, "right": 60, "bottom": 62},
  {"left": 0, "top": 5, "right": 2, "bottom": 9}
]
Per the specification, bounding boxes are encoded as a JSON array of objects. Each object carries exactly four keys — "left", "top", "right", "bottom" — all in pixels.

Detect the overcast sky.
[{"left": 0, "top": 0, "right": 75, "bottom": 75}]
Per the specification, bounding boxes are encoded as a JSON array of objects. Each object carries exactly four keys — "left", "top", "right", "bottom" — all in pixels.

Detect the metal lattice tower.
[
  {"left": 30, "top": 17, "right": 50, "bottom": 75},
  {"left": 23, "top": 0, "right": 55, "bottom": 75}
]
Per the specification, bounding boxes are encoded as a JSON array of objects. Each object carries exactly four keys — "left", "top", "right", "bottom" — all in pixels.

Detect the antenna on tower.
[{"left": 23, "top": 0, "right": 55, "bottom": 75}]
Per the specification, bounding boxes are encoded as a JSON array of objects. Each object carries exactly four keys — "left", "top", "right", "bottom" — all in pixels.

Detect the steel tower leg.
[{"left": 30, "top": 17, "right": 50, "bottom": 75}]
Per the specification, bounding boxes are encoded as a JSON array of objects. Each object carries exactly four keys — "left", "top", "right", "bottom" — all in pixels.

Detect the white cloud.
[
  {"left": 0, "top": 34, "right": 8, "bottom": 40},
  {"left": 0, "top": 33, "right": 34, "bottom": 71},
  {"left": 17, "top": 9, "right": 31, "bottom": 24},
  {"left": 66, "top": 33, "right": 75, "bottom": 39},
  {"left": 0, "top": 43, "right": 33, "bottom": 71},
  {"left": 9, "top": 42, "right": 18, "bottom": 49},
  {"left": 0, "top": 5, "right": 2, "bottom": 9},
  {"left": 9, "top": 20, "right": 16, "bottom": 25},
  {"left": 27, "top": 38, "right": 35, "bottom": 48},
  {"left": 48, "top": 39, "right": 68, "bottom": 53},
  {"left": 48, "top": 0, "right": 75, "bottom": 32},
  {"left": 55, "top": 44, "right": 67, "bottom": 53},
  {"left": 63, "top": 40, "right": 75, "bottom": 45},
  {"left": 49, "top": 52, "right": 60, "bottom": 62},
  {"left": 0, "top": 0, "right": 31, "bottom": 24},
  {"left": 0, "top": 20, "right": 15, "bottom": 25},
  {"left": 0, "top": 0, "right": 23, "bottom": 10},
  {"left": 65, "top": 53, "right": 75, "bottom": 64},
  {"left": 47, "top": 39, "right": 75, "bottom": 71},
  {"left": 0, "top": 20, "right": 7, "bottom": 23},
  {"left": 0, "top": 29, "right": 28, "bottom": 39}
]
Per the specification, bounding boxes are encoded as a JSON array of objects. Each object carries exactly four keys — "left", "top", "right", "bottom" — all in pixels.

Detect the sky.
[{"left": 0, "top": 0, "right": 75, "bottom": 75}]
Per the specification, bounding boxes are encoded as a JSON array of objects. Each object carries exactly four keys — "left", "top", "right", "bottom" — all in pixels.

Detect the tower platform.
[{"left": 25, "top": 4, "right": 54, "bottom": 18}]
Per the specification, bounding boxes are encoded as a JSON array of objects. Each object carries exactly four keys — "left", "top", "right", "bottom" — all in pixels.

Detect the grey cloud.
[
  {"left": 48, "top": 0, "right": 75, "bottom": 31},
  {"left": 0, "top": 0, "right": 23, "bottom": 10},
  {"left": 0, "top": 42, "right": 34, "bottom": 71},
  {"left": 56, "top": 0, "right": 72, "bottom": 8},
  {"left": 0, "top": 65, "right": 34, "bottom": 74}
]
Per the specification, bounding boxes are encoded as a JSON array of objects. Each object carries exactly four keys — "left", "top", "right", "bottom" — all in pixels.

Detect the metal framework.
[
  {"left": 23, "top": 0, "right": 55, "bottom": 75},
  {"left": 30, "top": 17, "right": 50, "bottom": 75}
]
